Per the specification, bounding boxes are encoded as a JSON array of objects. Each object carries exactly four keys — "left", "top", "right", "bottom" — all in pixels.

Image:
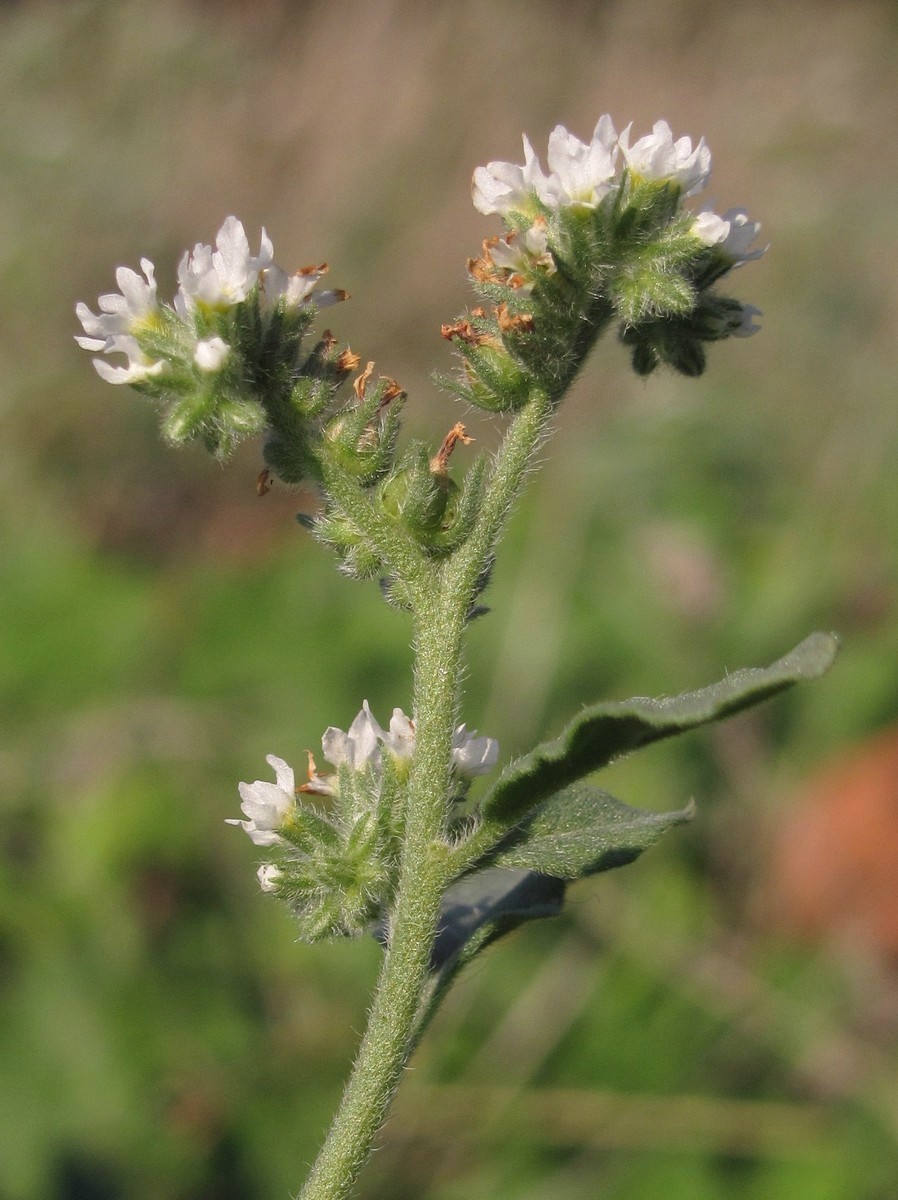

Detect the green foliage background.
[{"left": 2, "top": 1, "right": 897, "bottom": 1196}]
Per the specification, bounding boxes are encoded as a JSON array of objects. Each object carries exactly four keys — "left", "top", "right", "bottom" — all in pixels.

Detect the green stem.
[{"left": 297, "top": 386, "right": 555, "bottom": 1200}]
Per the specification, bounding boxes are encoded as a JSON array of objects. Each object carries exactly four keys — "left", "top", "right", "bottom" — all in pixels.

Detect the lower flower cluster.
[{"left": 228, "top": 702, "right": 498, "bottom": 941}]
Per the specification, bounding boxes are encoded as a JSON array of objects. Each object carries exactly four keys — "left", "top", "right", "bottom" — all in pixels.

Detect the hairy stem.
[{"left": 297, "top": 387, "right": 554, "bottom": 1200}]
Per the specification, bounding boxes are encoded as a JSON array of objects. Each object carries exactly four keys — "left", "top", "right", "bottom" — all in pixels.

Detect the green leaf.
[
  {"left": 430, "top": 867, "right": 565, "bottom": 973},
  {"left": 481, "top": 632, "right": 838, "bottom": 825},
  {"left": 491, "top": 783, "right": 693, "bottom": 880}
]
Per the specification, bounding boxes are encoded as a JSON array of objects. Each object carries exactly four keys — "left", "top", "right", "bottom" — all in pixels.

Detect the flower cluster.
[
  {"left": 227, "top": 702, "right": 498, "bottom": 940},
  {"left": 452, "top": 114, "right": 766, "bottom": 390},
  {"left": 472, "top": 116, "right": 714, "bottom": 217},
  {"left": 76, "top": 217, "right": 348, "bottom": 458},
  {"left": 229, "top": 700, "right": 499, "bottom": 847}
]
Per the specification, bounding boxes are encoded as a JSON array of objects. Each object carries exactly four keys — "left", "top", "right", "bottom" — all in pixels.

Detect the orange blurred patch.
[{"left": 768, "top": 726, "right": 898, "bottom": 956}]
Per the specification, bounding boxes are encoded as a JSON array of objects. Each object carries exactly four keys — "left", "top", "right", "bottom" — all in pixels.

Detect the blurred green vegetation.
[{"left": 2, "top": 0, "right": 898, "bottom": 1197}]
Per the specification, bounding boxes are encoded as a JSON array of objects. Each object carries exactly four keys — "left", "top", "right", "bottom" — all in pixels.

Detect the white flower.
[
  {"left": 75, "top": 258, "right": 160, "bottom": 346},
  {"left": 193, "top": 336, "right": 231, "bottom": 373},
  {"left": 472, "top": 134, "right": 553, "bottom": 216},
  {"left": 484, "top": 219, "right": 556, "bottom": 293},
  {"left": 227, "top": 754, "right": 296, "bottom": 846},
  {"left": 257, "top": 864, "right": 281, "bottom": 893},
  {"left": 729, "top": 303, "right": 762, "bottom": 337},
  {"left": 381, "top": 708, "right": 417, "bottom": 762},
  {"left": 473, "top": 116, "right": 620, "bottom": 216},
  {"left": 322, "top": 701, "right": 385, "bottom": 772},
  {"left": 86, "top": 335, "right": 166, "bottom": 385},
  {"left": 542, "top": 114, "right": 619, "bottom": 209},
  {"left": 263, "top": 263, "right": 347, "bottom": 311},
  {"left": 692, "top": 207, "right": 766, "bottom": 265},
  {"left": 176, "top": 215, "right": 274, "bottom": 312},
  {"left": 451, "top": 724, "right": 500, "bottom": 777},
  {"left": 76, "top": 258, "right": 168, "bottom": 383},
  {"left": 320, "top": 702, "right": 415, "bottom": 776},
  {"left": 319, "top": 701, "right": 499, "bottom": 779},
  {"left": 620, "top": 120, "right": 711, "bottom": 196}
]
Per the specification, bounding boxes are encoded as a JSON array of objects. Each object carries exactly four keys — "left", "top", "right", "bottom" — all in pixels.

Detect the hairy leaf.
[
  {"left": 491, "top": 783, "right": 693, "bottom": 880},
  {"left": 481, "top": 632, "right": 838, "bottom": 825}
]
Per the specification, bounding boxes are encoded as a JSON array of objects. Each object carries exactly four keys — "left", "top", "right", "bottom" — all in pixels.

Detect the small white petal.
[
  {"left": 472, "top": 133, "right": 552, "bottom": 216},
  {"left": 693, "top": 207, "right": 766, "bottom": 265},
  {"left": 75, "top": 258, "right": 160, "bottom": 352},
  {"left": 193, "top": 336, "right": 230, "bottom": 372},
  {"left": 451, "top": 724, "right": 500, "bottom": 776},
  {"left": 257, "top": 864, "right": 281, "bottom": 893},
  {"left": 229, "top": 755, "right": 296, "bottom": 845},
  {"left": 322, "top": 701, "right": 384, "bottom": 771},
  {"left": 383, "top": 709, "right": 416, "bottom": 760},
  {"left": 731, "top": 304, "right": 762, "bottom": 336}
]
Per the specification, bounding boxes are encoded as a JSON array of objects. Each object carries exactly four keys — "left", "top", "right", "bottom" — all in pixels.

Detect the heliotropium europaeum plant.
[{"left": 76, "top": 114, "right": 836, "bottom": 1200}]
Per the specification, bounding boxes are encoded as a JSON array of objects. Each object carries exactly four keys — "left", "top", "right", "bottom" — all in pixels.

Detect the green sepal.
[
  {"left": 489, "top": 782, "right": 693, "bottom": 880},
  {"left": 379, "top": 446, "right": 454, "bottom": 540},
  {"left": 614, "top": 177, "right": 683, "bottom": 239},
  {"left": 263, "top": 423, "right": 316, "bottom": 486},
  {"left": 280, "top": 805, "right": 342, "bottom": 855},
  {"left": 429, "top": 453, "right": 489, "bottom": 553},
  {"left": 161, "top": 392, "right": 215, "bottom": 446},
  {"left": 289, "top": 375, "right": 335, "bottom": 420},
  {"left": 321, "top": 377, "right": 404, "bottom": 487},
  {"left": 307, "top": 507, "right": 385, "bottom": 580},
  {"left": 460, "top": 343, "right": 530, "bottom": 412},
  {"left": 379, "top": 574, "right": 416, "bottom": 612},
  {"left": 609, "top": 227, "right": 699, "bottom": 326},
  {"left": 481, "top": 632, "right": 838, "bottom": 826}
]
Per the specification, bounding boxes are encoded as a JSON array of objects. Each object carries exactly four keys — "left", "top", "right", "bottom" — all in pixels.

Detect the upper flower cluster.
[
  {"left": 458, "top": 112, "right": 766, "bottom": 384},
  {"left": 472, "top": 116, "right": 713, "bottom": 217},
  {"left": 76, "top": 216, "right": 345, "bottom": 388}
]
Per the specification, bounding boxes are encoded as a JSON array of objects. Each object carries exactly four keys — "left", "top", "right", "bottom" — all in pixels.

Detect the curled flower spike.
[
  {"left": 228, "top": 754, "right": 297, "bottom": 846},
  {"left": 231, "top": 703, "right": 500, "bottom": 842},
  {"left": 76, "top": 215, "right": 349, "bottom": 462},
  {"left": 619, "top": 119, "right": 711, "bottom": 196}
]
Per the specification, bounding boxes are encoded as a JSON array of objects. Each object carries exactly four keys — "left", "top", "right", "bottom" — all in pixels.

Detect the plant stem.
[{"left": 297, "top": 387, "right": 554, "bottom": 1200}]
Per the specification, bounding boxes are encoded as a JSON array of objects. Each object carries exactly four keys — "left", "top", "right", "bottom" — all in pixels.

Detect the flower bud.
[{"left": 380, "top": 449, "right": 458, "bottom": 542}]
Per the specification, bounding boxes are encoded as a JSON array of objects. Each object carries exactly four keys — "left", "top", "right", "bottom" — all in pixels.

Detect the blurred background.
[{"left": 2, "top": 0, "right": 898, "bottom": 1196}]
